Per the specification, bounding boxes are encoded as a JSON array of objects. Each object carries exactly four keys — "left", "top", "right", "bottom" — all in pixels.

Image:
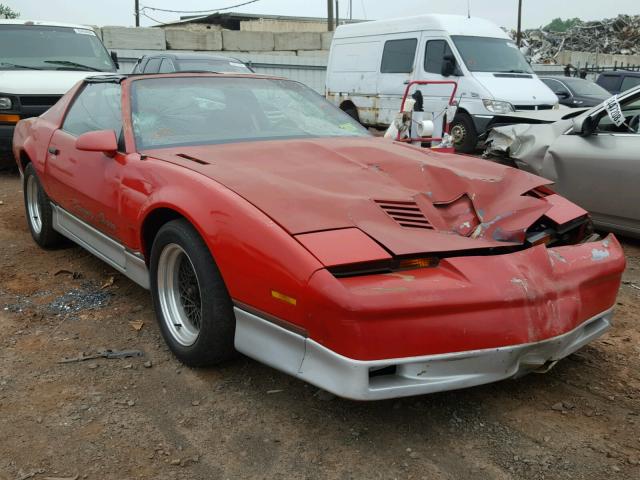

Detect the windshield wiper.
[
  {"left": 44, "top": 60, "right": 102, "bottom": 72},
  {"left": 499, "top": 69, "right": 530, "bottom": 74},
  {"left": 0, "top": 62, "right": 42, "bottom": 70}
]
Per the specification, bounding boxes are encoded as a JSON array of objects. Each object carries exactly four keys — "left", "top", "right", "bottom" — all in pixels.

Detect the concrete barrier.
[
  {"left": 275, "top": 32, "right": 321, "bottom": 51},
  {"left": 222, "top": 31, "right": 274, "bottom": 51},
  {"left": 102, "top": 26, "right": 165, "bottom": 50},
  {"left": 165, "top": 29, "right": 222, "bottom": 51},
  {"left": 321, "top": 32, "right": 334, "bottom": 50}
]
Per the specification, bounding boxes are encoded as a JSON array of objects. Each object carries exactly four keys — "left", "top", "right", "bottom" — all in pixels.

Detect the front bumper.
[{"left": 235, "top": 306, "right": 613, "bottom": 400}]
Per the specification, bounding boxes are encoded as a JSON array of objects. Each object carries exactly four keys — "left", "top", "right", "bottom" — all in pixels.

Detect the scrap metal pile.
[{"left": 512, "top": 15, "right": 640, "bottom": 64}]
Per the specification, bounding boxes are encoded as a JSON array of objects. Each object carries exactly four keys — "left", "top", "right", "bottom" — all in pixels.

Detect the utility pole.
[
  {"left": 349, "top": 0, "right": 353, "bottom": 20},
  {"left": 336, "top": 1, "right": 339, "bottom": 28},
  {"left": 516, "top": 0, "right": 523, "bottom": 47},
  {"left": 327, "top": 0, "right": 334, "bottom": 31},
  {"left": 134, "top": 0, "right": 140, "bottom": 27}
]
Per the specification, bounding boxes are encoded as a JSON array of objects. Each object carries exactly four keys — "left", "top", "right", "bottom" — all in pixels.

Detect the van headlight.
[
  {"left": 0, "top": 97, "right": 12, "bottom": 110},
  {"left": 482, "top": 99, "right": 514, "bottom": 114}
]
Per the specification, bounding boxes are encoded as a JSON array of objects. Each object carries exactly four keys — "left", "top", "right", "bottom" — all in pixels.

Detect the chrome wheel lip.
[
  {"left": 157, "top": 243, "right": 202, "bottom": 347},
  {"left": 26, "top": 175, "right": 43, "bottom": 235}
]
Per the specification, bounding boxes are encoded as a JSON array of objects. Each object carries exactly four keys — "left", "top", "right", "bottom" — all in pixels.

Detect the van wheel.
[
  {"left": 450, "top": 113, "right": 478, "bottom": 154},
  {"left": 341, "top": 105, "right": 360, "bottom": 123}
]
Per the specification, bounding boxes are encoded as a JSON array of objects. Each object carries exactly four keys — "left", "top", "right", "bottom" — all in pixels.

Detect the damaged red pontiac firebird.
[{"left": 13, "top": 73, "right": 625, "bottom": 400}]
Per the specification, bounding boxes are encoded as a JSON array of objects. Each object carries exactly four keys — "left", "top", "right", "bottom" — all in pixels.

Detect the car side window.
[
  {"left": 380, "top": 38, "right": 417, "bottom": 74},
  {"left": 62, "top": 83, "right": 122, "bottom": 138},
  {"left": 596, "top": 93, "right": 640, "bottom": 134},
  {"left": 424, "top": 40, "right": 454, "bottom": 74},
  {"left": 158, "top": 59, "right": 174, "bottom": 73},
  {"left": 144, "top": 58, "right": 161, "bottom": 73},
  {"left": 597, "top": 75, "right": 619, "bottom": 93}
]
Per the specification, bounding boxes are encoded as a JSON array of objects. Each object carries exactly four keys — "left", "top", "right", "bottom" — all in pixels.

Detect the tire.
[
  {"left": 341, "top": 104, "right": 360, "bottom": 123},
  {"left": 23, "top": 163, "right": 63, "bottom": 248},
  {"left": 450, "top": 113, "right": 478, "bottom": 154},
  {"left": 150, "top": 219, "right": 236, "bottom": 367}
]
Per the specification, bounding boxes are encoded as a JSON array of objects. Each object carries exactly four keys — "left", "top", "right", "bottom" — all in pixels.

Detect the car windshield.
[
  {"left": 0, "top": 24, "right": 115, "bottom": 72},
  {"left": 177, "top": 59, "right": 251, "bottom": 73},
  {"left": 451, "top": 35, "right": 533, "bottom": 73},
  {"left": 563, "top": 78, "right": 610, "bottom": 97},
  {"left": 131, "top": 76, "right": 369, "bottom": 150}
]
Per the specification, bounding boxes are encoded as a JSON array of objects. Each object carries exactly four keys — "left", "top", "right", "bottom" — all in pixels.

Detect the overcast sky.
[{"left": 5, "top": 0, "right": 640, "bottom": 30}]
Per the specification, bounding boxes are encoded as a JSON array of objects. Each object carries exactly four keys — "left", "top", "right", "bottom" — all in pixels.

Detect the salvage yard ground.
[{"left": 0, "top": 169, "right": 639, "bottom": 480}]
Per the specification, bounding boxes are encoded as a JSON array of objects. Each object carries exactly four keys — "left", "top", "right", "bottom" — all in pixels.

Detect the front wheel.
[
  {"left": 23, "top": 163, "right": 63, "bottom": 248},
  {"left": 150, "top": 219, "right": 236, "bottom": 367},
  {"left": 450, "top": 113, "right": 478, "bottom": 154}
]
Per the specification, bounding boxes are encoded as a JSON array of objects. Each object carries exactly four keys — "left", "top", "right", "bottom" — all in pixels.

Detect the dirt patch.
[{"left": 0, "top": 170, "right": 638, "bottom": 480}]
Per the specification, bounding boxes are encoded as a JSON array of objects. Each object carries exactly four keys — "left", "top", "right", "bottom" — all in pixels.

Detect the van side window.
[
  {"left": 380, "top": 39, "right": 417, "bottom": 74},
  {"left": 424, "top": 40, "right": 454, "bottom": 74}
]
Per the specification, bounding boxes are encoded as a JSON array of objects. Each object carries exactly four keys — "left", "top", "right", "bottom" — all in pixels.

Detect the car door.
[
  {"left": 376, "top": 36, "right": 419, "bottom": 125},
  {"left": 417, "top": 37, "right": 461, "bottom": 138},
  {"left": 46, "top": 82, "right": 128, "bottom": 240},
  {"left": 542, "top": 90, "right": 640, "bottom": 235}
]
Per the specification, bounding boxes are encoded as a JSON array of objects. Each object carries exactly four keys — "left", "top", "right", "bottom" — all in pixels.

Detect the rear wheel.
[
  {"left": 23, "top": 163, "right": 62, "bottom": 248},
  {"left": 150, "top": 219, "right": 236, "bottom": 367},
  {"left": 450, "top": 113, "right": 478, "bottom": 154}
]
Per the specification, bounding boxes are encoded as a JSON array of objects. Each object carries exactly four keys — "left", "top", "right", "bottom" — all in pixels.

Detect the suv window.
[
  {"left": 62, "top": 83, "right": 122, "bottom": 137},
  {"left": 144, "top": 58, "right": 162, "bottom": 73},
  {"left": 621, "top": 76, "right": 640, "bottom": 93},
  {"left": 380, "top": 38, "right": 417, "bottom": 74},
  {"left": 424, "top": 40, "right": 454, "bottom": 74},
  {"left": 158, "top": 59, "right": 174, "bottom": 73},
  {"left": 598, "top": 74, "right": 620, "bottom": 93}
]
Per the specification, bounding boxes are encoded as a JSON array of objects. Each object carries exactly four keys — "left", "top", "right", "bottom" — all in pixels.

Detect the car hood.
[
  {"left": 0, "top": 70, "right": 104, "bottom": 95},
  {"left": 472, "top": 72, "right": 559, "bottom": 105},
  {"left": 147, "top": 137, "right": 580, "bottom": 256}
]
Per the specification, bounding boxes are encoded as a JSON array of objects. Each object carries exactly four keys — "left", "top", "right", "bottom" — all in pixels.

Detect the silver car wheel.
[
  {"left": 26, "top": 174, "right": 43, "bottom": 235},
  {"left": 157, "top": 243, "right": 202, "bottom": 347}
]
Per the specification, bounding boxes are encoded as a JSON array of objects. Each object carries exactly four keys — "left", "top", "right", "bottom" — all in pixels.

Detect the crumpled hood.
[
  {"left": 147, "top": 137, "right": 574, "bottom": 255},
  {"left": 0, "top": 70, "right": 103, "bottom": 95},
  {"left": 473, "top": 72, "right": 558, "bottom": 106}
]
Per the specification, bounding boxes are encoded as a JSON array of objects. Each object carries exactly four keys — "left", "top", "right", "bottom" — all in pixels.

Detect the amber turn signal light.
[
  {"left": 398, "top": 257, "right": 438, "bottom": 270},
  {"left": 0, "top": 114, "right": 20, "bottom": 124}
]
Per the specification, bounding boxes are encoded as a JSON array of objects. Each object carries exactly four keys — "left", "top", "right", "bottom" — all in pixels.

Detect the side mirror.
[
  {"left": 110, "top": 51, "right": 120, "bottom": 70},
  {"left": 572, "top": 115, "right": 596, "bottom": 137},
  {"left": 441, "top": 55, "right": 457, "bottom": 77},
  {"left": 555, "top": 91, "right": 570, "bottom": 99},
  {"left": 76, "top": 130, "right": 118, "bottom": 155}
]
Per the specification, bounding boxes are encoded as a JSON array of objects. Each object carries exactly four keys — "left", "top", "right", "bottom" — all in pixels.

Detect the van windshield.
[
  {"left": 0, "top": 24, "right": 116, "bottom": 72},
  {"left": 451, "top": 36, "right": 533, "bottom": 74}
]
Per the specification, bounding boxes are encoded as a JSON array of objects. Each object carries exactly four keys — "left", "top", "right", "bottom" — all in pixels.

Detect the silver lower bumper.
[{"left": 234, "top": 307, "right": 613, "bottom": 401}]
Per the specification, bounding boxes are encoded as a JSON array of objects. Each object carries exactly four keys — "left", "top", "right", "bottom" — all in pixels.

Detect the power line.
[{"left": 139, "top": 0, "right": 261, "bottom": 15}]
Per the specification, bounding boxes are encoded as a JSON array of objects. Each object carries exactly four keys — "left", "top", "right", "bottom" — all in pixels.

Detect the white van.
[
  {"left": 0, "top": 20, "right": 118, "bottom": 162},
  {"left": 326, "top": 14, "right": 558, "bottom": 152}
]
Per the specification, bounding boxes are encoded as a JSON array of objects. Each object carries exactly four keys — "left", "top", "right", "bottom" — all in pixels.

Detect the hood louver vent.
[{"left": 375, "top": 200, "right": 433, "bottom": 230}]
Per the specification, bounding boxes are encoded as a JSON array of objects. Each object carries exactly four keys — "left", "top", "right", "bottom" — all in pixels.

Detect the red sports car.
[{"left": 13, "top": 73, "right": 625, "bottom": 400}]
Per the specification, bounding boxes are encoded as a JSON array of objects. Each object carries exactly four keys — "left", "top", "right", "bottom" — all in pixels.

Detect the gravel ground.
[{"left": 0, "top": 169, "right": 639, "bottom": 480}]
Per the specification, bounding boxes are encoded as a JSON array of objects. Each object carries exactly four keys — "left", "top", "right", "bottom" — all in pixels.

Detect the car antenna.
[{"left": 467, "top": 0, "right": 471, "bottom": 18}]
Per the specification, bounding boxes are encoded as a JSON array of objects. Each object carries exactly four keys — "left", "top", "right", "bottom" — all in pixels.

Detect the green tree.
[
  {"left": 544, "top": 17, "right": 582, "bottom": 32},
  {"left": 0, "top": 3, "right": 19, "bottom": 19}
]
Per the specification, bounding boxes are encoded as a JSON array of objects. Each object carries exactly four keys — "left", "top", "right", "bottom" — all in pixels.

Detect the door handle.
[{"left": 48, "top": 146, "right": 59, "bottom": 155}]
